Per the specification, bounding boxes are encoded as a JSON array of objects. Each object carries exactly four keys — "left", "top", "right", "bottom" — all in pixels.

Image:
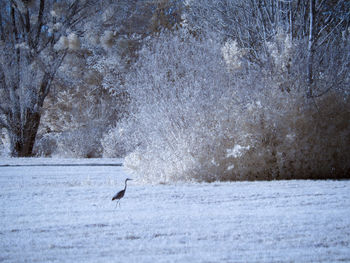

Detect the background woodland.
[{"left": 0, "top": 0, "right": 349, "bottom": 182}]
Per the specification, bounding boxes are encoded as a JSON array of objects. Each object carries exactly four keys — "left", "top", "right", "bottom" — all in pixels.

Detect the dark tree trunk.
[
  {"left": 307, "top": 0, "right": 315, "bottom": 98},
  {"left": 11, "top": 111, "right": 42, "bottom": 157}
]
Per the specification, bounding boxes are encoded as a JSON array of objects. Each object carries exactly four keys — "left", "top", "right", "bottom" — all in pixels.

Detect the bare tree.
[
  {"left": 0, "top": 0, "right": 94, "bottom": 156},
  {"left": 185, "top": 0, "right": 350, "bottom": 97}
]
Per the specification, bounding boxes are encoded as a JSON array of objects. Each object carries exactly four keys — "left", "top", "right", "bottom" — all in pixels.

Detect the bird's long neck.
[{"left": 124, "top": 180, "right": 128, "bottom": 191}]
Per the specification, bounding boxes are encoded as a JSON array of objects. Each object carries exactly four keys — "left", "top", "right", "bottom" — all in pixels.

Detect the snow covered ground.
[{"left": 0, "top": 159, "right": 349, "bottom": 262}]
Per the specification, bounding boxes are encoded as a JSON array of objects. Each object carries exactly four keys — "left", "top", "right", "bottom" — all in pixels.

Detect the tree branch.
[
  {"left": 35, "top": 0, "right": 45, "bottom": 49},
  {"left": 0, "top": 117, "right": 9, "bottom": 130},
  {"left": 0, "top": 4, "right": 5, "bottom": 41}
]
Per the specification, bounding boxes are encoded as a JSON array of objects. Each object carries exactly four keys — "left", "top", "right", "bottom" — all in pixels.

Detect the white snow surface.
[
  {"left": 1, "top": 158, "right": 349, "bottom": 262},
  {"left": 0, "top": 157, "right": 123, "bottom": 166}
]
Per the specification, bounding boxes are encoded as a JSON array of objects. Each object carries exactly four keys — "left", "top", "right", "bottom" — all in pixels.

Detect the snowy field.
[{"left": 0, "top": 159, "right": 349, "bottom": 262}]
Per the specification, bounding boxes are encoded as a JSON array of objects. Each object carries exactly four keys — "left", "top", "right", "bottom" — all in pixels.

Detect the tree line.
[{"left": 0, "top": 0, "right": 349, "bottom": 181}]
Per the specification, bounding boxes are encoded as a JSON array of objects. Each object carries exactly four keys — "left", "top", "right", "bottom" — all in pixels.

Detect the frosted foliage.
[
  {"left": 267, "top": 31, "right": 293, "bottom": 73},
  {"left": 102, "top": 8, "right": 114, "bottom": 23},
  {"left": 13, "top": 0, "right": 26, "bottom": 13},
  {"left": 122, "top": 30, "right": 241, "bottom": 183},
  {"left": 68, "top": 33, "right": 81, "bottom": 50},
  {"left": 0, "top": 55, "right": 46, "bottom": 112},
  {"left": 36, "top": 127, "right": 104, "bottom": 158},
  {"left": 101, "top": 127, "right": 126, "bottom": 158},
  {"left": 51, "top": 3, "right": 66, "bottom": 18},
  {"left": 221, "top": 40, "right": 244, "bottom": 71},
  {"left": 0, "top": 129, "right": 10, "bottom": 156},
  {"left": 54, "top": 36, "right": 69, "bottom": 51},
  {"left": 85, "top": 31, "right": 99, "bottom": 46},
  {"left": 100, "top": 31, "right": 115, "bottom": 50},
  {"left": 119, "top": 30, "right": 350, "bottom": 183},
  {"left": 35, "top": 80, "right": 121, "bottom": 158},
  {"left": 54, "top": 34, "right": 80, "bottom": 51},
  {"left": 0, "top": 0, "right": 99, "bottom": 157}
]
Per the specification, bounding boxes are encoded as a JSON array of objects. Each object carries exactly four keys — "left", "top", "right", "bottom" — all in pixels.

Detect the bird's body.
[
  {"left": 112, "top": 189, "right": 125, "bottom": 201},
  {"left": 112, "top": 178, "right": 132, "bottom": 206}
]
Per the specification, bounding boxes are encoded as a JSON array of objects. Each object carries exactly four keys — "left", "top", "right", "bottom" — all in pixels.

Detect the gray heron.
[{"left": 112, "top": 178, "right": 132, "bottom": 206}]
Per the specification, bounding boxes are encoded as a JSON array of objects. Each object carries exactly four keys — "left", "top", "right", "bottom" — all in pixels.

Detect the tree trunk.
[
  {"left": 11, "top": 111, "right": 42, "bottom": 157},
  {"left": 307, "top": 0, "right": 315, "bottom": 98}
]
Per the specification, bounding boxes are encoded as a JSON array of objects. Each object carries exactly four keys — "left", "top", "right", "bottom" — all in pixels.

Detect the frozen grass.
[{"left": 0, "top": 159, "right": 349, "bottom": 262}]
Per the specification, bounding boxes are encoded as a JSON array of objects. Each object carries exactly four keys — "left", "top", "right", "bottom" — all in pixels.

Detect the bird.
[{"left": 112, "top": 178, "right": 132, "bottom": 206}]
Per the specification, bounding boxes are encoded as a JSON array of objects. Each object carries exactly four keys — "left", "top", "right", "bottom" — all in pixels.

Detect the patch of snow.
[
  {"left": 0, "top": 158, "right": 349, "bottom": 262},
  {"left": 0, "top": 158, "right": 123, "bottom": 166}
]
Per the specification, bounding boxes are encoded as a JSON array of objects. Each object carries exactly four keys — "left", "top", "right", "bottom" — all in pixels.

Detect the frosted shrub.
[
  {"left": 54, "top": 36, "right": 69, "bottom": 51},
  {"left": 100, "top": 31, "right": 115, "bottom": 50},
  {"left": 35, "top": 127, "right": 104, "bottom": 158},
  {"left": 101, "top": 127, "right": 126, "bottom": 157},
  {"left": 68, "top": 33, "right": 81, "bottom": 50},
  {"left": 226, "top": 89, "right": 350, "bottom": 180},
  {"left": 119, "top": 29, "right": 349, "bottom": 183},
  {"left": 120, "top": 30, "right": 236, "bottom": 182},
  {"left": 0, "top": 129, "right": 10, "bottom": 157},
  {"left": 55, "top": 128, "right": 103, "bottom": 158},
  {"left": 33, "top": 132, "right": 57, "bottom": 157},
  {"left": 222, "top": 40, "right": 245, "bottom": 71}
]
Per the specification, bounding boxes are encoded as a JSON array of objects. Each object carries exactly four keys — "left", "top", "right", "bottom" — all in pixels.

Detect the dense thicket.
[
  {"left": 1, "top": 0, "right": 349, "bottom": 182},
  {"left": 120, "top": 28, "right": 350, "bottom": 183},
  {"left": 120, "top": 0, "right": 350, "bottom": 182}
]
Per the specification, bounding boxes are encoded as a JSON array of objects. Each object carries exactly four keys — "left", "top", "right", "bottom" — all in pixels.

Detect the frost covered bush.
[
  {"left": 101, "top": 126, "right": 127, "bottom": 157},
  {"left": 35, "top": 127, "right": 104, "bottom": 158},
  {"left": 226, "top": 89, "right": 350, "bottom": 181},
  {"left": 121, "top": 30, "right": 235, "bottom": 182},
  {"left": 117, "top": 29, "right": 349, "bottom": 183},
  {"left": 34, "top": 83, "right": 118, "bottom": 158},
  {"left": 0, "top": 129, "right": 10, "bottom": 157}
]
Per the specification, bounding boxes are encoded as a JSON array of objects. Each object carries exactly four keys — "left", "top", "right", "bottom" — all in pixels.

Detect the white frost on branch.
[
  {"left": 221, "top": 40, "right": 244, "bottom": 71},
  {"left": 102, "top": 8, "right": 114, "bottom": 23},
  {"left": 68, "top": 33, "right": 81, "bottom": 50},
  {"left": 226, "top": 145, "right": 251, "bottom": 158},
  {"left": 30, "top": 15, "right": 38, "bottom": 25},
  {"left": 54, "top": 34, "right": 81, "bottom": 51},
  {"left": 50, "top": 10, "right": 58, "bottom": 17},
  {"left": 54, "top": 36, "right": 69, "bottom": 50},
  {"left": 100, "top": 31, "right": 115, "bottom": 49},
  {"left": 15, "top": 42, "right": 29, "bottom": 50},
  {"left": 51, "top": 3, "right": 66, "bottom": 18},
  {"left": 266, "top": 31, "right": 293, "bottom": 72}
]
